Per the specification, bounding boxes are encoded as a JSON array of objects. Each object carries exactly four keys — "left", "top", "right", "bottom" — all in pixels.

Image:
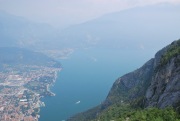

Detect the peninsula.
[{"left": 0, "top": 47, "right": 61, "bottom": 121}]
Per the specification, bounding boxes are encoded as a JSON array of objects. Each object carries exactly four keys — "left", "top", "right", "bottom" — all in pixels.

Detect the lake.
[{"left": 39, "top": 48, "right": 155, "bottom": 121}]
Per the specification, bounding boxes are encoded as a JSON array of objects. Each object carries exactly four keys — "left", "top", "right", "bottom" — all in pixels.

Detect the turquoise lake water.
[{"left": 39, "top": 48, "right": 155, "bottom": 121}]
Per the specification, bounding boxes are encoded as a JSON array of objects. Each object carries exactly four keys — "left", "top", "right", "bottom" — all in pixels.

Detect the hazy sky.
[{"left": 0, "top": 0, "right": 180, "bottom": 28}]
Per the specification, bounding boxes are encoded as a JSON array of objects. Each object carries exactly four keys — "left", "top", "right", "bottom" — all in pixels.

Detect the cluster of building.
[{"left": 0, "top": 65, "right": 61, "bottom": 121}]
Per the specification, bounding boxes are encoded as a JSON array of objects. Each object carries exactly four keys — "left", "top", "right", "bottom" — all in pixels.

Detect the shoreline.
[
  {"left": 38, "top": 68, "right": 62, "bottom": 119},
  {"left": 46, "top": 68, "right": 61, "bottom": 96}
]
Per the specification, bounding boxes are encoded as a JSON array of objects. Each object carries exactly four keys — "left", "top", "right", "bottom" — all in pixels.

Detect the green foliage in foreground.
[{"left": 93, "top": 104, "right": 180, "bottom": 121}]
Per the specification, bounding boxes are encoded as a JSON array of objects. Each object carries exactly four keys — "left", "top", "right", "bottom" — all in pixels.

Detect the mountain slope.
[
  {"left": 68, "top": 39, "right": 180, "bottom": 121},
  {"left": 1, "top": 4, "right": 180, "bottom": 51},
  {"left": 56, "top": 4, "right": 180, "bottom": 50},
  {"left": 0, "top": 11, "right": 57, "bottom": 50},
  {"left": 145, "top": 40, "right": 180, "bottom": 108}
]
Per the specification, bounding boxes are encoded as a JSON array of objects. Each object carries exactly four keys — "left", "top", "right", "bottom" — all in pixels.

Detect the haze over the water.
[
  {"left": 0, "top": 1, "right": 180, "bottom": 121},
  {"left": 0, "top": 0, "right": 180, "bottom": 28}
]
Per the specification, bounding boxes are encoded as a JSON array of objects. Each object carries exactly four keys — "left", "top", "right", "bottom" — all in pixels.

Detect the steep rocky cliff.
[
  {"left": 68, "top": 39, "right": 180, "bottom": 121},
  {"left": 105, "top": 58, "right": 154, "bottom": 105},
  {"left": 145, "top": 40, "right": 180, "bottom": 109}
]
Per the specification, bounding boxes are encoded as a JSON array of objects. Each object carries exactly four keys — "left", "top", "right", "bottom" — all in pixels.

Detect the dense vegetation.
[{"left": 94, "top": 104, "right": 180, "bottom": 121}]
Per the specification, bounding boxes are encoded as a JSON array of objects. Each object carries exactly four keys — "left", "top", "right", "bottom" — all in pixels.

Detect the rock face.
[
  {"left": 105, "top": 40, "right": 180, "bottom": 110},
  {"left": 145, "top": 48, "right": 180, "bottom": 108},
  {"left": 68, "top": 39, "right": 180, "bottom": 121},
  {"left": 105, "top": 59, "right": 154, "bottom": 105}
]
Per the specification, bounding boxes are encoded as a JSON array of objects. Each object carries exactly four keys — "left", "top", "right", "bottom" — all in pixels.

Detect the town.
[{"left": 0, "top": 64, "right": 61, "bottom": 121}]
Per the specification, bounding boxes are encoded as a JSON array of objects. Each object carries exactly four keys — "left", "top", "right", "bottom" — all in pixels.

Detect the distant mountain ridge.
[
  {"left": 0, "top": 10, "right": 57, "bottom": 50},
  {"left": 68, "top": 39, "right": 180, "bottom": 121},
  {"left": 56, "top": 4, "right": 180, "bottom": 50},
  {"left": 1, "top": 4, "right": 180, "bottom": 51}
]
